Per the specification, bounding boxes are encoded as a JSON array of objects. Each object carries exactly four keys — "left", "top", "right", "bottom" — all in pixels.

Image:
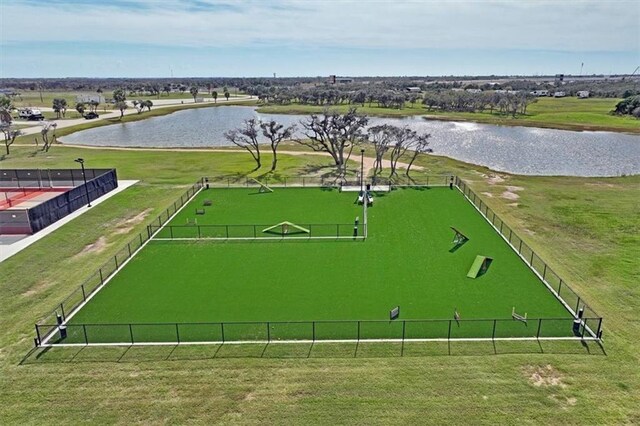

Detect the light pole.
[
  {"left": 360, "top": 149, "right": 365, "bottom": 192},
  {"left": 74, "top": 158, "right": 91, "bottom": 207}
]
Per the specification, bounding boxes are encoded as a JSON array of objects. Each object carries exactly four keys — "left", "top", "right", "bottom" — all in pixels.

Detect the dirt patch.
[
  {"left": 21, "top": 280, "right": 53, "bottom": 297},
  {"left": 481, "top": 192, "right": 494, "bottom": 198},
  {"left": 524, "top": 365, "right": 567, "bottom": 389},
  {"left": 501, "top": 191, "right": 520, "bottom": 200},
  {"left": 486, "top": 175, "right": 506, "bottom": 185},
  {"left": 73, "top": 236, "right": 109, "bottom": 259},
  {"left": 114, "top": 208, "right": 153, "bottom": 234}
]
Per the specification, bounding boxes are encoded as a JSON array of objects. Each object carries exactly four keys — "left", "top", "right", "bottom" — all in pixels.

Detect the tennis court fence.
[
  {"left": 455, "top": 177, "right": 602, "bottom": 330},
  {"left": 36, "top": 316, "right": 603, "bottom": 346}
]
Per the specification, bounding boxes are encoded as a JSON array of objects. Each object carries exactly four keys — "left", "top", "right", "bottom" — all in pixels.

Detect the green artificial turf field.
[{"left": 59, "top": 186, "right": 575, "bottom": 343}]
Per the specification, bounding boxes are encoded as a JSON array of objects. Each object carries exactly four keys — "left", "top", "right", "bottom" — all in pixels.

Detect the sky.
[{"left": 1, "top": 0, "right": 639, "bottom": 78}]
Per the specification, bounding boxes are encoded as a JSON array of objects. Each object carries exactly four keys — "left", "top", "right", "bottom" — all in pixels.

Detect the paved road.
[{"left": 14, "top": 95, "right": 255, "bottom": 136}]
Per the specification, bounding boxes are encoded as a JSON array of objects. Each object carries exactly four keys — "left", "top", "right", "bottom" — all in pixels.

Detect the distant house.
[
  {"left": 553, "top": 91, "right": 566, "bottom": 98},
  {"left": 405, "top": 87, "right": 422, "bottom": 93},
  {"left": 577, "top": 91, "right": 590, "bottom": 99}
]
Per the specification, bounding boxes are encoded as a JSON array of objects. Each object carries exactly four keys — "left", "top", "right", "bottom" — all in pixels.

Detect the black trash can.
[{"left": 59, "top": 325, "right": 67, "bottom": 340}]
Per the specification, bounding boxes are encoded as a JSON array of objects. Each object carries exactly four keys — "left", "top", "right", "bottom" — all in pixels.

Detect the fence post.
[
  {"left": 60, "top": 303, "right": 65, "bottom": 319},
  {"left": 530, "top": 251, "right": 534, "bottom": 265},
  {"left": 447, "top": 320, "right": 452, "bottom": 340},
  {"left": 176, "top": 323, "right": 180, "bottom": 344},
  {"left": 267, "top": 322, "right": 271, "bottom": 342},
  {"left": 518, "top": 240, "right": 523, "bottom": 253},
  {"left": 83, "top": 324, "right": 88, "bottom": 345},
  {"left": 81, "top": 284, "right": 86, "bottom": 301},
  {"left": 558, "top": 279, "right": 563, "bottom": 295},
  {"left": 99, "top": 268, "right": 104, "bottom": 284},
  {"left": 499, "top": 222, "right": 503, "bottom": 234},
  {"left": 35, "top": 325, "right": 41, "bottom": 344},
  {"left": 575, "top": 298, "right": 581, "bottom": 315},
  {"left": 115, "top": 255, "right": 119, "bottom": 270},
  {"left": 221, "top": 323, "right": 225, "bottom": 343},
  {"left": 129, "top": 324, "right": 134, "bottom": 344},
  {"left": 357, "top": 321, "right": 361, "bottom": 341},
  {"left": 536, "top": 318, "right": 542, "bottom": 338},
  {"left": 197, "top": 225, "right": 201, "bottom": 239},
  {"left": 596, "top": 318, "right": 602, "bottom": 339},
  {"left": 139, "top": 233, "right": 143, "bottom": 245},
  {"left": 492, "top": 319, "right": 496, "bottom": 340},
  {"left": 127, "top": 243, "right": 131, "bottom": 258},
  {"left": 581, "top": 318, "right": 587, "bottom": 340},
  {"left": 402, "top": 320, "right": 406, "bottom": 341},
  {"left": 543, "top": 264, "right": 547, "bottom": 280},
  {"left": 312, "top": 321, "right": 316, "bottom": 341}
]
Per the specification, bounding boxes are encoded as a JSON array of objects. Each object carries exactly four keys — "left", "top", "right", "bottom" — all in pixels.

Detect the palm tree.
[{"left": 190, "top": 86, "right": 199, "bottom": 102}]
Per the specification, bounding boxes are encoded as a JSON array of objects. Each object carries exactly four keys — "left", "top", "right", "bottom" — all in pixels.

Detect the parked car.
[{"left": 84, "top": 112, "right": 99, "bottom": 119}]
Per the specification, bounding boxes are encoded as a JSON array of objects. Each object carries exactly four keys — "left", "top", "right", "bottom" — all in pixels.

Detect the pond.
[{"left": 61, "top": 106, "right": 640, "bottom": 177}]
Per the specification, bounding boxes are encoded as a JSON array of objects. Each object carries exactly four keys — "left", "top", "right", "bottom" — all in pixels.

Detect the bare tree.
[
  {"left": 366, "top": 124, "right": 394, "bottom": 178},
  {"left": 405, "top": 134, "right": 433, "bottom": 177},
  {"left": 224, "top": 119, "right": 262, "bottom": 170},
  {"left": 388, "top": 126, "right": 418, "bottom": 178},
  {"left": 40, "top": 122, "right": 57, "bottom": 152},
  {"left": 297, "top": 108, "right": 368, "bottom": 178},
  {"left": 260, "top": 120, "right": 296, "bottom": 171},
  {"left": 1, "top": 123, "right": 21, "bottom": 155}
]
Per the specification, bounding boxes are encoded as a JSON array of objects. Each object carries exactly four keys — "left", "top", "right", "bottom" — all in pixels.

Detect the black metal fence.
[
  {"left": 150, "top": 223, "right": 366, "bottom": 240},
  {"left": 455, "top": 177, "right": 602, "bottom": 327},
  {"left": 37, "top": 316, "right": 602, "bottom": 346}
]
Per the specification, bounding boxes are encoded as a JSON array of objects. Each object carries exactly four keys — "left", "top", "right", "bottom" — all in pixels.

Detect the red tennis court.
[{"left": 0, "top": 187, "right": 71, "bottom": 210}]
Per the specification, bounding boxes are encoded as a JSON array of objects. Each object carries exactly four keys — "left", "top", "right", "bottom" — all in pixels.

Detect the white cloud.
[{"left": 1, "top": 0, "right": 638, "bottom": 52}]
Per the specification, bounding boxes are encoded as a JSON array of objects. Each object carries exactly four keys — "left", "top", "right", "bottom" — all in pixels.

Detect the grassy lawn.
[
  {"left": 257, "top": 97, "right": 640, "bottom": 133},
  {"left": 0, "top": 145, "right": 638, "bottom": 423}
]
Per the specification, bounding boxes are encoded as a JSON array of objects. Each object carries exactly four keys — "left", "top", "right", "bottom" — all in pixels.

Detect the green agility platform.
[{"left": 467, "top": 255, "right": 493, "bottom": 278}]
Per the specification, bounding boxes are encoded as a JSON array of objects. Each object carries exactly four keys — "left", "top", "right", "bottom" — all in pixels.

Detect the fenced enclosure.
[
  {"left": 33, "top": 175, "right": 603, "bottom": 348},
  {"left": 37, "top": 316, "right": 602, "bottom": 346},
  {"left": 0, "top": 168, "right": 118, "bottom": 234}
]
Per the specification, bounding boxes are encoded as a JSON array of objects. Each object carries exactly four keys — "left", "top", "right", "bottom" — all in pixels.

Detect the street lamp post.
[
  {"left": 74, "top": 158, "right": 91, "bottom": 207},
  {"left": 360, "top": 149, "right": 365, "bottom": 192}
]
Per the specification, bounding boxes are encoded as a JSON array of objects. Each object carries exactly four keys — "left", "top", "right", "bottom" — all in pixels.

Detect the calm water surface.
[{"left": 62, "top": 106, "right": 640, "bottom": 176}]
